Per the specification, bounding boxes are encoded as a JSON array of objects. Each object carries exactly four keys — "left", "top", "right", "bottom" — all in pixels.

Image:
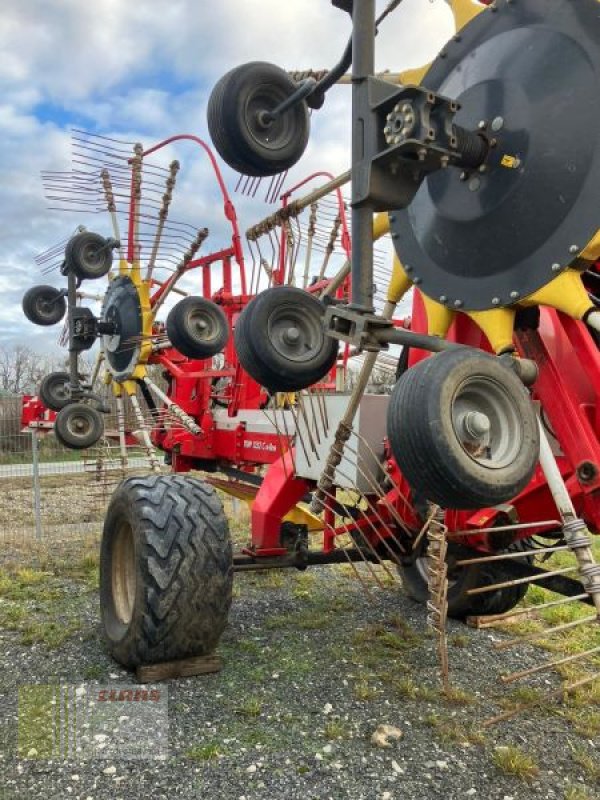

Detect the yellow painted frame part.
[
  {"left": 447, "top": 0, "right": 485, "bottom": 32},
  {"left": 466, "top": 307, "right": 516, "bottom": 354},
  {"left": 519, "top": 268, "right": 593, "bottom": 321}
]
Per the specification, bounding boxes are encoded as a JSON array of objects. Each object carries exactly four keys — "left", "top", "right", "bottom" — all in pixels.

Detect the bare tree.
[{"left": 0, "top": 345, "right": 64, "bottom": 395}]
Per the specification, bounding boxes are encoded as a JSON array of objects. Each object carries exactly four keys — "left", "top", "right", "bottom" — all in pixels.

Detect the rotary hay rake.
[{"left": 21, "top": 0, "right": 600, "bottom": 720}]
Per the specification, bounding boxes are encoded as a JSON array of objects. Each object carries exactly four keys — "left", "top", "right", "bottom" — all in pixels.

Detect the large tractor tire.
[
  {"left": 387, "top": 348, "right": 539, "bottom": 509},
  {"left": 399, "top": 539, "right": 532, "bottom": 619},
  {"left": 100, "top": 475, "right": 233, "bottom": 667}
]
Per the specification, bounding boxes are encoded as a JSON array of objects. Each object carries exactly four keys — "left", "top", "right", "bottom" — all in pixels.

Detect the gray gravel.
[{"left": 1, "top": 566, "right": 598, "bottom": 800}]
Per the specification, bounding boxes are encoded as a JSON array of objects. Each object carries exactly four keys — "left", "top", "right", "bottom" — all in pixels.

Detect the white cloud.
[{"left": 0, "top": 0, "right": 456, "bottom": 352}]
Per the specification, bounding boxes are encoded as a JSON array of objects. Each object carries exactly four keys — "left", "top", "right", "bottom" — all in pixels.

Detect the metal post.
[
  {"left": 350, "top": 0, "right": 376, "bottom": 311},
  {"left": 31, "top": 430, "right": 42, "bottom": 541}
]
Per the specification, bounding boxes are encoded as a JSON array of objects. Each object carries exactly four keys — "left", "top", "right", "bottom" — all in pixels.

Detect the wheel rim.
[
  {"left": 35, "top": 295, "right": 55, "bottom": 319},
  {"left": 112, "top": 521, "right": 136, "bottom": 625},
  {"left": 80, "top": 241, "right": 107, "bottom": 274},
  {"left": 266, "top": 300, "right": 325, "bottom": 363},
  {"left": 245, "top": 84, "right": 296, "bottom": 152},
  {"left": 48, "top": 376, "right": 69, "bottom": 405},
  {"left": 186, "top": 306, "right": 221, "bottom": 343},
  {"left": 451, "top": 376, "right": 522, "bottom": 470},
  {"left": 65, "top": 409, "right": 94, "bottom": 440}
]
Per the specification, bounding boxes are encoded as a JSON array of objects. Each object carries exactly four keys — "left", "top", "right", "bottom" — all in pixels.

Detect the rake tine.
[
  {"left": 129, "top": 392, "right": 161, "bottom": 473},
  {"left": 288, "top": 404, "right": 312, "bottom": 469},
  {"left": 327, "top": 447, "right": 403, "bottom": 570},
  {"left": 278, "top": 406, "right": 296, "bottom": 474},
  {"left": 297, "top": 394, "right": 319, "bottom": 455},
  {"left": 426, "top": 511, "right": 450, "bottom": 692},
  {"left": 261, "top": 404, "right": 291, "bottom": 480},
  {"left": 330, "top": 441, "right": 405, "bottom": 552},
  {"left": 317, "top": 214, "right": 341, "bottom": 282},
  {"left": 493, "top": 614, "right": 599, "bottom": 651},
  {"left": 142, "top": 377, "right": 200, "bottom": 435},
  {"left": 456, "top": 545, "right": 571, "bottom": 566},
  {"left": 319, "top": 487, "right": 385, "bottom": 592},
  {"left": 500, "top": 646, "right": 600, "bottom": 684},
  {"left": 303, "top": 390, "right": 322, "bottom": 446},
  {"left": 115, "top": 393, "right": 128, "bottom": 473},
  {"left": 411, "top": 505, "right": 441, "bottom": 553},
  {"left": 467, "top": 566, "right": 578, "bottom": 596},
  {"left": 483, "top": 673, "right": 600, "bottom": 728},
  {"left": 449, "top": 520, "right": 562, "bottom": 538},
  {"left": 469, "top": 593, "right": 590, "bottom": 627},
  {"left": 348, "top": 431, "right": 414, "bottom": 535},
  {"left": 146, "top": 160, "right": 180, "bottom": 283},
  {"left": 72, "top": 128, "right": 135, "bottom": 146}
]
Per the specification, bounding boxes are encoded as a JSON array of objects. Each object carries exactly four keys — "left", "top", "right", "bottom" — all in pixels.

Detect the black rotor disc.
[
  {"left": 390, "top": 0, "right": 600, "bottom": 311},
  {"left": 101, "top": 276, "right": 143, "bottom": 381}
]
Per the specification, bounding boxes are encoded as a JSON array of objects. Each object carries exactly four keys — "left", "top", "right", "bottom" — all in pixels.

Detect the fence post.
[{"left": 31, "top": 429, "right": 42, "bottom": 541}]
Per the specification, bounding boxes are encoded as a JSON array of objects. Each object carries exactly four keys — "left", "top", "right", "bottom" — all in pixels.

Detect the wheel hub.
[
  {"left": 100, "top": 275, "right": 144, "bottom": 381},
  {"left": 461, "top": 410, "right": 491, "bottom": 440}
]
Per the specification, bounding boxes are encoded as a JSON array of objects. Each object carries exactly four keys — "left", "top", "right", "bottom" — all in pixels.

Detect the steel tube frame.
[{"left": 350, "top": 0, "right": 376, "bottom": 312}]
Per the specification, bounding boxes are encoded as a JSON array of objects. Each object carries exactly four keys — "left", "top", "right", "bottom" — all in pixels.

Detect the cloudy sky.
[{"left": 0, "top": 0, "right": 455, "bottom": 354}]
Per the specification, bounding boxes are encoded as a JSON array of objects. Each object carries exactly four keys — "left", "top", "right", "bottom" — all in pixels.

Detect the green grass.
[
  {"left": 564, "top": 785, "right": 597, "bottom": 800},
  {"left": 424, "top": 713, "right": 486, "bottom": 747},
  {"left": 492, "top": 745, "right": 540, "bottom": 782},
  {"left": 324, "top": 719, "right": 349, "bottom": 740},
  {"left": 235, "top": 696, "right": 263, "bottom": 717},
  {"left": 186, "top": 742, "right": 222, "bottom": 761},
  {"left": 0, "top": 559, "right": 94, "bottom": 647},
  {"left": 570, "top": 745, "right": 600, "bottom": 783}
]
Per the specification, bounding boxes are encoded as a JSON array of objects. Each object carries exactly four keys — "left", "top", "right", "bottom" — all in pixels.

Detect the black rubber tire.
[
  {"left": 387, "top": 348, "right": 539, "bottom": 509},
  {"left": 39, "top": 371, "right": 71, "bottom": 412},
  {"left": 207, "top": 61, "right": 310, "bottom": 177},
  {"left": 54, "top": 403, "right": 104, "bottom": 449},
  {"left": 234, "top": 286, "right": 338, "bottom": 392},
  {"left": 65, "top": 231, "right": 113, "bottom": 280},
  {"left": 22, "top": 285, "right": 66, "bottom": 326},
  {"left": 166, "top": 297, "right": 229, "bottom": 359},
  {"left": 399, "top": 540, "right": 532, "bottom": 619},
  {"left": 100, "top": 475, "right": 233, "bottom": 668}
]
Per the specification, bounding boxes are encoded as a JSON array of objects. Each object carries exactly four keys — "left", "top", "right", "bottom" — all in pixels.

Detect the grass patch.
[
  {"left": 353, "top": 678, "right": 378, "bottom": 702},
  {"left": 186, "top": 742, "right": 222, "bottom": 761},
  {"left": 424, "top": 713, "right": 486, "bottom": 746},
  {"left": 564, "top": 785, "right": 597, "bottom": 800},
  {"left": 441, "top": 686, "right": 477, "bottom": 707},
  {"left": 570, "top": 745, "right": 600, "bottom": 782},
  {"left": 0, "top": 560, "right": 89, "bottom": 647},
  {"left": 236, "top": 696, "right": 263, "bottom": 717},
  {"left": 492, "top": 745, "right": 539, "bottom": 782},
  {"left": 324, "top": 719, "right": 348, "bottom": 740}
]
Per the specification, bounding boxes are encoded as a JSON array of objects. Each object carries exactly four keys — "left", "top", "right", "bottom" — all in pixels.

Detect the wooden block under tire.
[{"left": 136, "top": 653, "right": 222, "bottom": 684}]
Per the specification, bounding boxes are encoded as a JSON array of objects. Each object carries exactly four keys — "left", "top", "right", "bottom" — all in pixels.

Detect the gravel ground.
[{"left": 0, "top": 564, "right": 598, "bottom": 800}]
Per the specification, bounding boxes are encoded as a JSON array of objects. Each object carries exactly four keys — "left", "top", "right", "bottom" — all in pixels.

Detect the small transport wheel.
[
  {"left": 22, "top": 285, "right": 66, "bottom": 326},
  {"left": 100, "top": 475, "right": 233, "bottom": 667},
  {"left": 54, "top": 403, "right": 104, "bottom": 449},
  {"left": 399, "top": 539, "right": 533, "bottom": 619},
  {"left": 234, "top": 285, "right": 338, "bottom": 392},
  {"left": 65, "top": 231, "right": 113, "bottom": 280},
  {"left": 39, "top": 371, "right": 71, "bottom": 411},
  {"left": 208, "top": 61, "right": 310, "bottom": 177},
  {"left": 166, "top": 297, "right": 229, "bottom": 359},
  {"left": 387, "top": 348, "right": 539, "bottom": 509}
]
